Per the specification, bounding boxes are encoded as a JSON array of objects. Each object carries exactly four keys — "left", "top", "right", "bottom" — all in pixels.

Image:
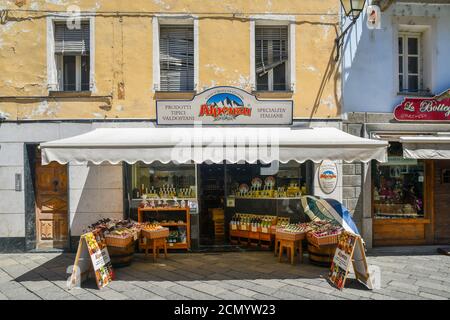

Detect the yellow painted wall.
[{"left": 0, "top": 0, "right": 341, "bottom": 121}]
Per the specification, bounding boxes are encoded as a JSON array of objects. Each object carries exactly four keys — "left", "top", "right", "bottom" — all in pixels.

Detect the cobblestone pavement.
[{"left": 0, "top": 248, "right": 449, "bottom": 300}]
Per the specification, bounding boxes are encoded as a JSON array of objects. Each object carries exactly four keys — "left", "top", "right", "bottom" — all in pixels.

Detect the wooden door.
[
  {"left": 434, "top": 160, "right": 450, "bottom": 244},
  {"left": 35, "top": 149, "right": 69, "bottom": 250}
]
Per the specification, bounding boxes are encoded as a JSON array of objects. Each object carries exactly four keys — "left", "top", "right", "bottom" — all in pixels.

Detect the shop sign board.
[
  {"left": 318, "top": 160, "right": 338, "bottom": 194},
  {"left": 68, "top": 232, "right": 114, "bottom": 290},
  {"left": 329, "top": 231, "right": 373, "bottom": 290},
  {"left": 394, "top": 89, "right": 450, "bottom": 121},
  {"left": 156, "top": 86, "right": 293, "bottom": 125}
]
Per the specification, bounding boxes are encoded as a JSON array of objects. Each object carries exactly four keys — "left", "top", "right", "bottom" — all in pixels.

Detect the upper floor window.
[
  {"left": 255, "top": 26, "right": 289, "bottom": 91},
  {"left": 159, "top": 25, "right": 194, "bottom": 91},
  {"left": 54, "top": 21, "right": 90, "bottom": 91},
  {"left": 398, "top": 33, "right": 422, "bottom": 94}
]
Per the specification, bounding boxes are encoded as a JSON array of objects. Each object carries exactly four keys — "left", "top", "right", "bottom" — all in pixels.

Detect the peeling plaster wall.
[{"left": 0, "top": 0, "right": 341, "bottom": 120}]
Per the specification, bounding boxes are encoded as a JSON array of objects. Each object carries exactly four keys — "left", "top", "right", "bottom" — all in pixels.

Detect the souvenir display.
[
  {"left": 140, "top": 222, "right": 164, "bottom": 231},
  {"left": 306, "top": 221, "right": 343, "bottom": 247},
  {"left": 230, "top": 214, "right": 276, "bottom": 232},
  {"left": 277, "top": 222, "right": 311, "bottom": 234},
  {"left": 275, "top": 222, "right": 310, "bottom": 242},
  {"left": 234, "top": 173, "right": 303, "bottom": 199},
  {"left": 230, "top": 214, "right": 283, "bottom": 249},
  {"left": 132, "top": 163, "right": 196, "bottom": 201},
  {"left": 141, "top": 223, "right": 170, "bottom": 240},
  {"left": 251, "top": 177, "right": 263, "bottom": 188},
  {"left": 238, "top": 183, "right": 249, "bottom": 195},
  {"left": 264, "top": 176, "right": 276, "bottom": 188},
  {"left": 372, "top": 159, "right": 424, "bottom": 219},
  {"left": 137, "top": 205, "right": 190, "bottom": 250}
]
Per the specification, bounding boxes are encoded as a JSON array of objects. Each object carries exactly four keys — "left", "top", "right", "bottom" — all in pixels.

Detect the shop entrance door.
[
  {"left": 198, "top": 163, "right": 226, "bottom": 246},
  {"left": 34, "top": 148, "right": 69, "bottom": 250},
  {"left": 434, "top": 160, "right": 450, "bottom": 244}
]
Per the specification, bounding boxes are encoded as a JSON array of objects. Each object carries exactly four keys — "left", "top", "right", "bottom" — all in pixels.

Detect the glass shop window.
[
  {"left": 131, "top": 162, "right": 196, "bottom": 200},
  {"left": 226, "top": 161, "right": 312, "bottom": 223},
  {"left": 372, "top": 142, "right": 425, "bottom": 219}
]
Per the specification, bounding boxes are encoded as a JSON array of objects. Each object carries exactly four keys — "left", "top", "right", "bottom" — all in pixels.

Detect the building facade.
[
  {"left": 343, "top": 0, "right": 450, "bottom": 247},
  {"left": 0, "top": 0, "right": 358, "bottom": 253}
]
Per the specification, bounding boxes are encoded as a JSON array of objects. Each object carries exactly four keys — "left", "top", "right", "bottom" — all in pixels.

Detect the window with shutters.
[
  {"left": 255, "top": 26, "right": 289, "bottom": 92},
  {"left": 54, "top": 21, "right": 90, "bottom": 91},
  {"left": 159, "top": 25, "right": 194, "bottom": 92}
]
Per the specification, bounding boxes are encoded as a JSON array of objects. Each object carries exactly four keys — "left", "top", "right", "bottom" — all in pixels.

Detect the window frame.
[
  {"left": 371, "top": 142, "right": 427, "bottom": 220},
  {"left": 398, "top": 32, "right": 422, "bottom": 94},
  {"left": 250, "top": 16, "right": 296, "bottom": 93},
  {"left": 153, "top": 16, "right": 199, "bottom": 93},
  {"left": 47, "top": 16, "right": 95, "bottom": 93},
  {"left": 255, "top": 26, "right": 289, "bottom": 92}
]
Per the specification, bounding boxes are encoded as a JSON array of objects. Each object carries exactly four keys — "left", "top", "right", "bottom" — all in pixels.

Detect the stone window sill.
[
  {"left": 396, "top": 91, "right": 433, "bottom": 98},
  {"left": 155, "top": 91, "right": 197, "bottom": 100},
  {"left": 252, "top": 91, "right": 294, "bottom": 99},
  {"left": 49, "top": 91, "right": 92, "bottom": 98}
]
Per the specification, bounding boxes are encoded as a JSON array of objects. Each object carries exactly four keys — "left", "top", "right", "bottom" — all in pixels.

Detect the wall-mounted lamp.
[
  {"left": 335, "top": 0, "right": 366, "bottom": 61},
  {"left": 341, "top": 0, "right": 366, "bottom": 20}
]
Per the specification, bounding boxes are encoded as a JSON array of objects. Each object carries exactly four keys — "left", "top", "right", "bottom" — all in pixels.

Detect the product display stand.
[{"left": 138, "top": 207, "right": 190, "bottom": 250}]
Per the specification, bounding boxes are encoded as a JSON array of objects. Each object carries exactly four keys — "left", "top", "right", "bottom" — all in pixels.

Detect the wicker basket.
[
  {"left": 105, "top": 234, "right": 134, "bottom": 248},
  {"left": 307, "top": 232, "right": 339, "bottom": 247},
  {"left": 141, "top": 227, "right": 169, "bottom": 239},
  {"left": 276, "top": 230, "right": 305, "bottom": 241}
]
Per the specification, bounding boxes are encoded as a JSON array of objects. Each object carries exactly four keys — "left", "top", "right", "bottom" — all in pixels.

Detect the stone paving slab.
[{"left": 0, "top": 250, "right": 449, "bottom": 300}]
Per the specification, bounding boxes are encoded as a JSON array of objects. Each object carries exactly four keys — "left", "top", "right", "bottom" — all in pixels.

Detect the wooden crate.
[
  {"left": 105, "top": 235, "right": 134, "bottom": 248},
  {"left": 141, "top": 228, "right": 169, "bottom": 240},
  {"left": 259, "top": 232, "right": 272, "bottom": 242},
  {"left": 248, "top": 231, "right": 260, "bottom": 240},
  {"left": 214, "top": 220, "right": 225, "bottom": 236},
  {"left": 229, "top": 229, "right": 240, "bottom": 237},
  {"left": 212, "top": 208, "right": 224, "bottom": 221},
  {"left": 270, "top": 225, "right": 277, "bottom": 234},
  {"left": 276, "top": 230, "right": 305, "bottom": 242},
  {"left": 307, "top": 232, "right": 339, "bottom": 247}
]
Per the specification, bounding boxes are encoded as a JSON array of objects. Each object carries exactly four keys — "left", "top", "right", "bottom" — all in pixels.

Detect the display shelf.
[
  {"left": 138, "top": 207, "right": 190, "bottom": 212},
  {"left": 166, "top": 242, "right": 189, "bottom": 249},
  {"left": 234, "top": 196, "right": 302, "bottom": 200},
  {"left": 160, "top": 223, "right": 187, "bottom": 227},
  {"left": 229, "top": 228, "right": 274, "bottom": 249},
  {"left": 137, "top": 207, "right": 190, "bottom": 250},
  {"left": 135, "top": 197, "right": 197, "bottom": 202}
]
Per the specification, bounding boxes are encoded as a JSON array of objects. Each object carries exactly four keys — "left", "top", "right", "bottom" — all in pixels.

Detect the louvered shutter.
[
  {"left": 255, "top": 26, "right": 288, "bottom": 76},
  {"left": 159, "top": 25, "right": 194, "bottom": 91},
  {"left": 54, "top": 22, "right": 90, "bottom": 55}
]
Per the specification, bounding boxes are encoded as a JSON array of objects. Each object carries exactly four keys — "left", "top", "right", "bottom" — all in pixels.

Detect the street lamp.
[
  {"left": 340, "top": 0, "right": 366, "bottom": 20},
  {"left": 335, "top": 0, "right": 367, "bottom": 61}
]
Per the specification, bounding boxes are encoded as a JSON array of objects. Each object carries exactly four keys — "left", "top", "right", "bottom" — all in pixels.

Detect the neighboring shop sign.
[
  {"left": 156, "top": 86, "right": 293, "bottom": 125},
  {"left": 68, "top": 232, "right": 114, "bottom": 289},
  {"left": 394, "top": 89, "right": 450, "bottom": 121},
  {"left": 329, "top": 231, "right": 373, "bottom": 290},
  {"left": 318, "top": 160, "right": 338, "bottom": 194}
]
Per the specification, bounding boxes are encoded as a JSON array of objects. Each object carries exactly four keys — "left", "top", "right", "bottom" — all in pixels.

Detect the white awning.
[
  {"left": 40, "top": 127, "right": 388, "bottom": 165},
  {"left": 401, "top": 135, "right": 450, "bottom": 159}
]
